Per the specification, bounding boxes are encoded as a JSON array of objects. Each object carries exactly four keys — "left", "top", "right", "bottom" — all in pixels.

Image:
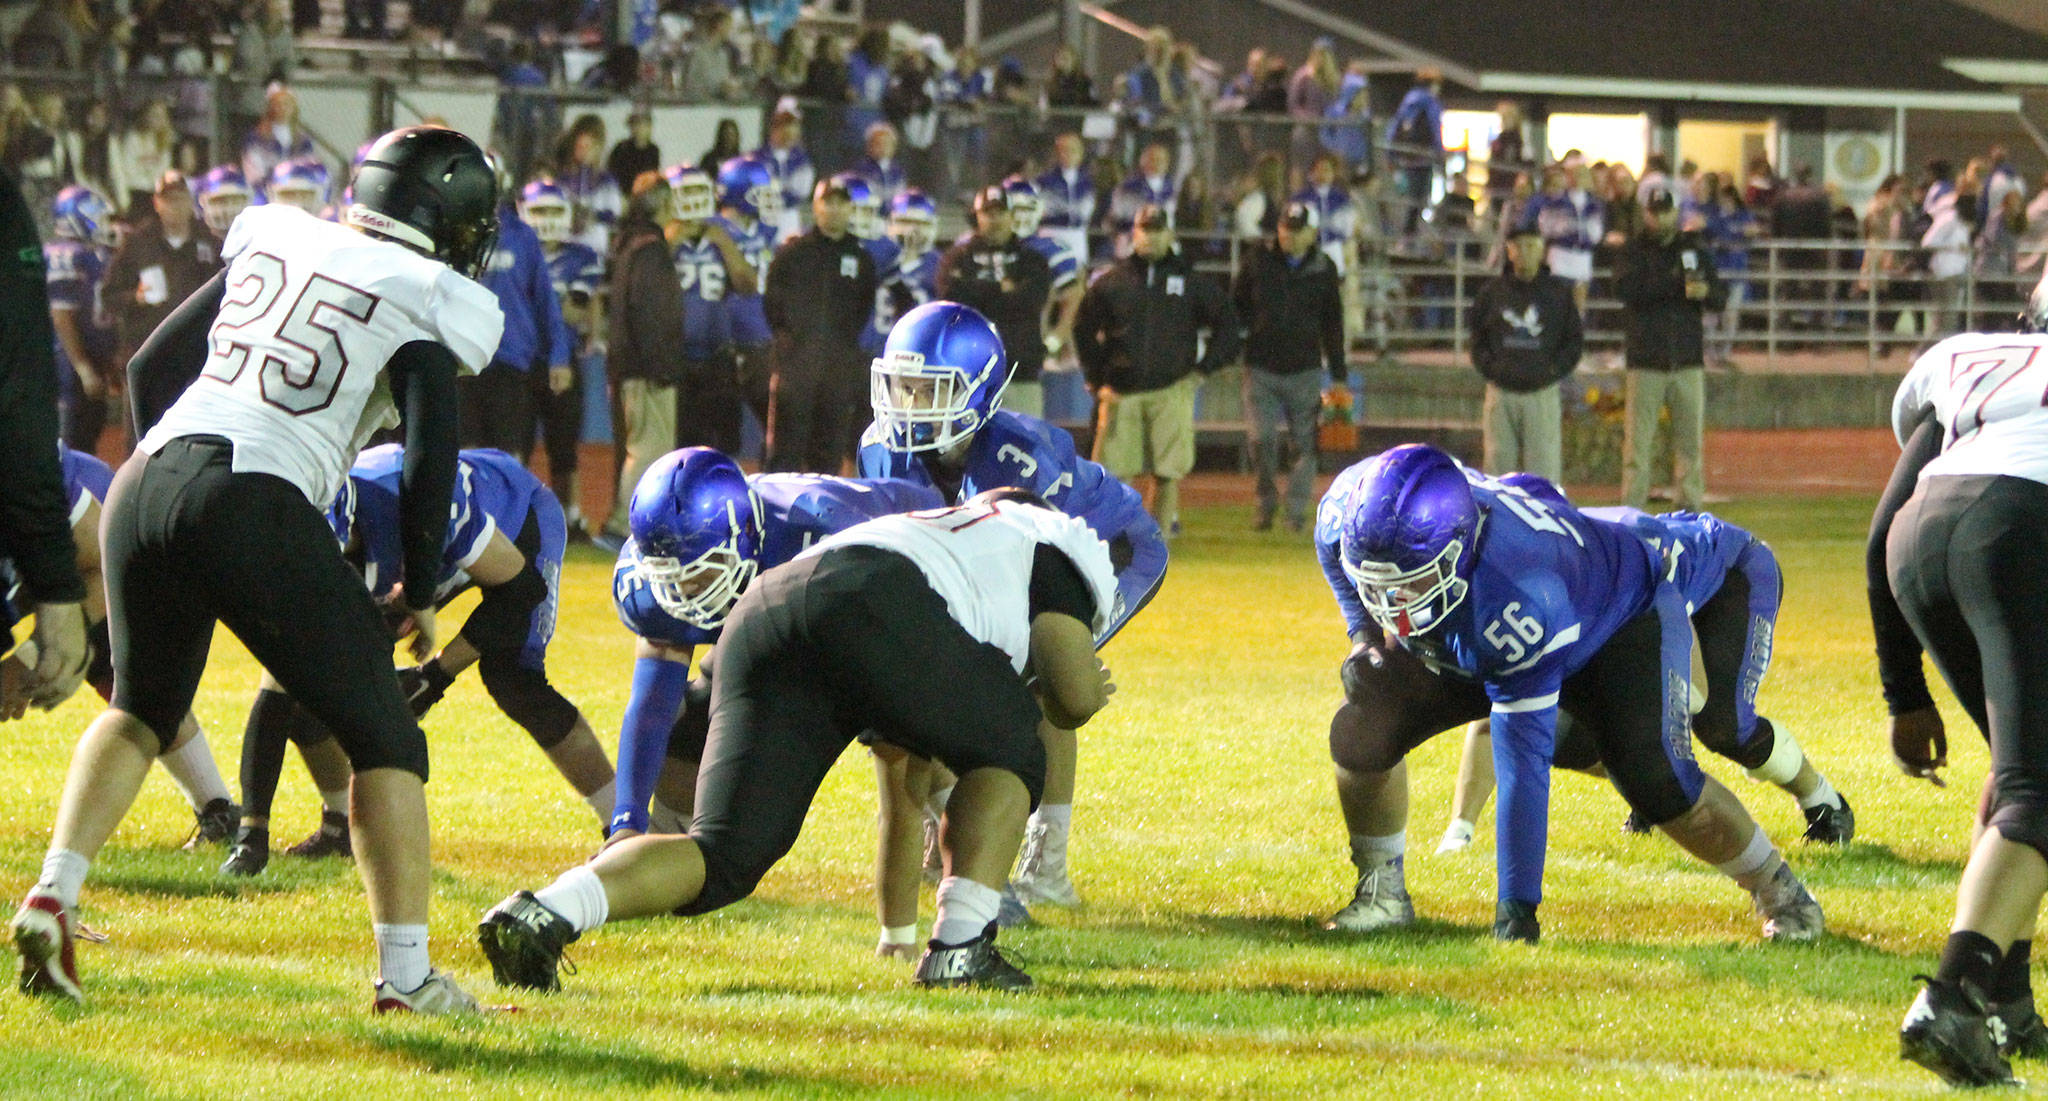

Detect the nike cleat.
[
  {"left": 913, "top": 922, "right": 1032, "bottom": 991},
  {"left": 219, "top": 827, "right": 269, "bottom": 877},
  {"left": 1993, "top": 991, "right": 2048, "bottom": 1060},
  {"left": 285, "top": 811, "right": 352, "bottom": 859},
  {"left": 1802, "top": 796, "right": 1856, "bottom": 845},
  {"left": 373, "top": 969, "right": 480, "bottom": 1014},
  {"left": 1901, "top": 975, "right": 2018, "bottom": 1088},
  {"left": 477, "top": 891, "right": 578, "bottom": 992},
  {"left": 11, "top": 892, "right": 82, "bottom": 1003},
  {"left": 183, "top": 798, "right": 240, "bottom": 850},
  {"left": 1325, "top": 859, "right": 1415, "bottom": 932}
]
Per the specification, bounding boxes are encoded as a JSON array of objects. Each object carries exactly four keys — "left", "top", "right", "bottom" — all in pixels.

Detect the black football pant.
[
  {"left": 526, "top": 356, "right": 582, "bottom": 496},
  {"left": 676, "top": 348, "right": 743, "bottom": 456},
  {"left": 680, "top": 546, "right": 1043, "bottom": 914},
  {"left": 766, "top": 350, "right": 861, "bottom": 473}
]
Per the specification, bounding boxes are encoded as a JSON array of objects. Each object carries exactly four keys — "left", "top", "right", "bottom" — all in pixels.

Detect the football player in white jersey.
[
  {"left": 481, "top": 489, "right": 1118, "bottom": 992},
  {"left": 1878, "top": 273, "right": 2048, "bottom": 1086},
  {"left": 10, "top": 126, "right": 505, "bottom": 1014}
]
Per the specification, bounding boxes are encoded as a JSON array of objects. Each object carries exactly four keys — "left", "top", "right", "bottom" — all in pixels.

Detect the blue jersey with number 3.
[
  {"left": 856, "top": 409, "right": 1164, "bottom": 642},
  {"left": 613, "top": 473, "right": 944, "bottom": 649}
]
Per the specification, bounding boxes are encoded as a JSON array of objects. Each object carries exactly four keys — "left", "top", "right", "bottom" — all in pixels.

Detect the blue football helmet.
[
  {"left": 1340, "top": 444, "right": 1483, "bottom": 640},
  {"left": 716, "top": 155, "right": 782, "bottom": 224},
  {"left": 1001, "top": 176, "right": 1043, "bottom": 237},
  {"left": 52, "top": 186, "right": 115, "bottom": 247},
  {"left": 193, "top": 166, "right": 253, "bottom": 235},
  {"left": 267, "top": 158, "right": 332, "bottom": 215},
  {"left": 871, "top": 301, "right": 1010, "bottom": 454},
  {"left": 837, "top": 173, "right": 882, "bottom": 239},
  {"left": 325, "top": 476, "right": 358, "bottom": 550},
  {"left": 888, "top": 189, "right": 936, "bottom": 254},
  {"left": 519, "top": 179, "right": 573, "bottom": 244},
  {"left": 627, "top": 447, "right": 765, "bottom": 629},
  {"left": 662, "top": 164, "right": 717, "bottom": 222}
]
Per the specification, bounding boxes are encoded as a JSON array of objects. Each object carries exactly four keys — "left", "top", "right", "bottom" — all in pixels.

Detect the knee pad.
[
  {"left": 1989, "top": 799, "right": 2048, "bottom": 863},
  {"left": 1740, "top": 718, "right": 1804, "bottom": 783},
  {"left": 463, "top": 562, "right": 548, "bottom": 655},
  {"left": 1329, "top": 701, "right": 1405, "bottom": 774},
  {"left": 479, "top": 656, "right": 581, "bottom": 749}
]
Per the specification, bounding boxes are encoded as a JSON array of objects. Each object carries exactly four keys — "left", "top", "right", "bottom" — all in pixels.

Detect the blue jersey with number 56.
[
  {"left": 857, "top": 409, "right": 1165, "bottom": 642},
  {"left": 614, "top": 473, "right": 944, "bottom": 648}
]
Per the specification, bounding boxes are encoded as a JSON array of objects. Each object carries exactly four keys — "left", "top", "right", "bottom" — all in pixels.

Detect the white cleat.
[
  {"left": 1435, "top": 819, "right": 1475, "bottom": 854},
  {"left": 11, "top": 891, "right": 83, "bottom": 1004},
  {"left": 1325, "top": 859, "right": 1416, "bottom": 932},
  {"left": 373, "top": 969, "right": 481, "bottom": 1014},
  {"left": 1753, "top": 863, "right": 1825, "bottom": 942},
  {"left": 1009, "top": 820, "right": 1082, "bottom": 909}
]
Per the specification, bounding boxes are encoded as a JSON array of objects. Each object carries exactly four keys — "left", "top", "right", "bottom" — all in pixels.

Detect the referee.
[
  {"left": 1878, "top": 275, "right": 2048, "bottom": 1087},
  {"left": 0, "top": 167, "right": 88, "bottom": 707}
]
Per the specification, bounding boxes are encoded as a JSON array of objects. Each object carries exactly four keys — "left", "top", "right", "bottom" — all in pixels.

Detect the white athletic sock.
[
  {"left": 534, "top": 865, "right": 610, "bottom": 934},
  {"left": 1350, "top": 831, "right": 1406, "bottom": 870},
  {"left": 158, "top": 731, "right": 232, "bottom": 810},
  {"left": 649, "top": 800, "right": 690, "bottom": 835},
  {"left": 1030, "top": 804, "right": 1072, "bottom": 865},
  {"left": 1797, "top": 776, "right": 1840, "bottom": 811},
  {"left": 373, "top": 923, "right": 430, "bottom": 992},
  {"left": 36, "top": 849, "right": 90, "bottom": 911},
  {"left": 319, "top": 788, "right": 350, "bottom": 817},
  {"left": 1714, "top": 826, "right": 1780, "bottom": 892},
  {"left": 582, "top": 780, "right": 617, "bottom": 823},
  {"left": 933, "top": 876, "right": 1002, "bottom": 944}
]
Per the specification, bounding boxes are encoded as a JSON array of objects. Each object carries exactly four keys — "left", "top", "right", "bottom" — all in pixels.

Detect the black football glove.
[
  {"left": 1339, "top": 641, "right": 1385, "bottom": 703},
  {"left": 396, "top": 661, "right": 456, "bottom": 719},
  {"left": 1493, "top": 898, "right": 1540, "bottom": 944}
]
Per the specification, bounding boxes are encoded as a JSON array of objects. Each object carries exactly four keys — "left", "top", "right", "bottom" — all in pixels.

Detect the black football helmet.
[{"left": 346, "top": 126, "right": 499, "bottom": 279}]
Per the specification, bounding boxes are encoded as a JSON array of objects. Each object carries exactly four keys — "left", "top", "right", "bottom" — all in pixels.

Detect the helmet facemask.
[
  {"left": 871, "top": 347, "right": 1006, "bottom": 453},
  {"left": 748, "top": 182, "right": 783, "bottom": 224},
  {"left": 1009, "top": 195, "right": 1043, "bottom": 237},
  {"left": 638, "top": 505, "right": 760, "bottom": 629},
  {"left": 890, "top": 212, "right": 934, "bottom": 255},
  {"left": 1344, "top": 536, "right": 1471, "bottom": 639}
]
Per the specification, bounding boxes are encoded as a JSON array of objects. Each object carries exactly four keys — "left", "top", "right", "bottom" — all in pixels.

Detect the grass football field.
[{"left": 0, "top": 493, "right": 1995, "bottom": 1097}]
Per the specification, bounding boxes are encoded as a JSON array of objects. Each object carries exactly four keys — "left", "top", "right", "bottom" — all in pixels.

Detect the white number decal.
[
  {"left": 995, "top": 444, "right": 1038, "bottom": 477},
  {"left": 676, "top": 259, "right": 727, "bottom": 301},
  {"left": 204, "top": 251, "right": 380, "bottom": 415},
  {"left": 1482, "top": 601, "right": 1545, "bottom": 663},
  {"left": 1489, "top": 481, "right": 1585, "bottom": 546},
  {"left": 1944, "top": 345, "right": 2046, "bottom": 444}
]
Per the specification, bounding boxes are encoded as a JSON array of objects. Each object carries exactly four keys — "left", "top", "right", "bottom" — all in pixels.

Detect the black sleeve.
[
  {"left": 1550, "top": 283, "right": 1584, "bottom": 382},
  {"left": 1318, "top": 269, "right": 1345, "bottom": 376},
  {"left": 1028, "top": 542, "right": 1097, "bottom": 625},
  {"left": 1868, "top": 411, "right": 1941, "bottom": 715},
  {"left": 389, "top": 340, "right": 461, "bottom": 613},
  {"left": 0, "top": 169, "right": 82, "bottom": 604},
  {"left": 128, "top": 267, "right": 228, "bottom": 435},
  {"left": 1468, "top": 281, "right": 1497, "bottom": 372}
]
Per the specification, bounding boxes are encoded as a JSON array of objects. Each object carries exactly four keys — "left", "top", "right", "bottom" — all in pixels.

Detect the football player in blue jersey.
[
  {"left": 191, "top": 165, "right": 253, "bottom": 238},
  {"left": 46, "top": 187, "right": 119, "bottom": 451},
  {"left": 603, "top": 446, "right": 943, "bottom": 835},
  {"left": 847, "top": 173, "right": 901, "bottom": 354},
  {"left": 1320, "top": 444, "right": 1823, "bottom": 944},
  {"left": 861, "top": 301, "right": 1167, "bottom": 924},
  {"left": 265, "top": 158, "right": 336, "bottom": 219},
  {"left": 0, "top": 444, "right": 238, "bottom": 843},
  {"left": 715, "top": 156, "right": 783, "bottom": 431},
  {"left": 869, "top": 190, "right": 940, "bottom": 355},
  {"left": 520, "top": 180, "right": 605, "bottom": 536},
  {"left": 222, "top": 445, "right": 617, "bottom": 875},
  {"left": 665, "top": 165, "right": 753, "bottom": 455},
  {"left": 1003, "top": 177, "right": 1084, "bottom": 370}
]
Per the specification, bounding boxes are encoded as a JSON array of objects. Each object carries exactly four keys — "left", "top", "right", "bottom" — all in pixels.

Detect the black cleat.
[
  {"left": 184, "top": 798, "right": 240, "bottom": 850},
  {"left": 1802, "top": 796, "right": 1856, "bottom": 845},
  {"left": 1620, "top": 809, "right": 1653, "bottom": 835},
  {"left": 1993, "top": 992, "right": 2048, "bottom": 1060},
  {"left": 1900, "top": 975, "right": 2018, "bottom": 1088},
  {"left": 477, "top": 890, "right": 579, "bottom": 992},
  {"left": 285, "top": 811, "right": 351, "bottom": 859},
  {"left": 912, "top": 922, "right": 1032, "bottom": 991},
  {"left": 220, "top": 827, "right": 270, "bottom": 877}
]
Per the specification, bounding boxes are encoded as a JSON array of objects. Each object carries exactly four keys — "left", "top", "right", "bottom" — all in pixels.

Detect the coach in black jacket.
[
  {"left": 0, "top": 168, "right": 87, "bottom": 707},
  {"left": 764, "top": 175, "right": 877, "bottom": 473},
  {"left": 1075, "top": 204, "right": 1239, "bottom": 534},
  {"left": 938, "top": 185, "right": 1053, "bottom": 414},
  {"left": 1233, "top": 201, "right": 1342, "bottom": 531},
  {"left": 1615, "top": 187, "right": 1723, "bottom": 510},
  {"left": 1470, "top": 224, "right": 1582, "bottom": 481}
]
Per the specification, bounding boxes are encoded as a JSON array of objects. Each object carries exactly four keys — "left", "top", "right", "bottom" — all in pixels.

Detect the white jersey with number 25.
[
  {"left": 141, "top": 204, "right": 505, "bottom": 508},
  {"left": 802, "top": 500, "right": 1118, "bottom": 673}
]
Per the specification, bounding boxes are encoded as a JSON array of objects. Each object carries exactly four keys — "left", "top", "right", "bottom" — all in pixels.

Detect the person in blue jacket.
[
  {"left": 860, "top": 301, "right": 1167, "bottom": 927},
  {"left": 466, "top": 189, "right": 573, "bottom": 457},
  {"left": 1319, "top": 443, "right": 1823, "bottom": 944}
]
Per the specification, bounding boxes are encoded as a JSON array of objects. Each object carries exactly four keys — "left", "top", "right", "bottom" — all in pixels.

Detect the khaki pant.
[
  {"left": 1004, "top": 380, "right": 1044, "bottom": 419},
  {"left": 1481, "top": 383, "right": 1562, "bottom": 482},
  {"left": 608, "top": 378, "right": 677, "bottom": 535},
  {"left": 1094, "top": 374, "right": 1198, "bottom": 483},
  {"left": 1622, "top": 367, "right": 1705, "bottom": 511}
]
